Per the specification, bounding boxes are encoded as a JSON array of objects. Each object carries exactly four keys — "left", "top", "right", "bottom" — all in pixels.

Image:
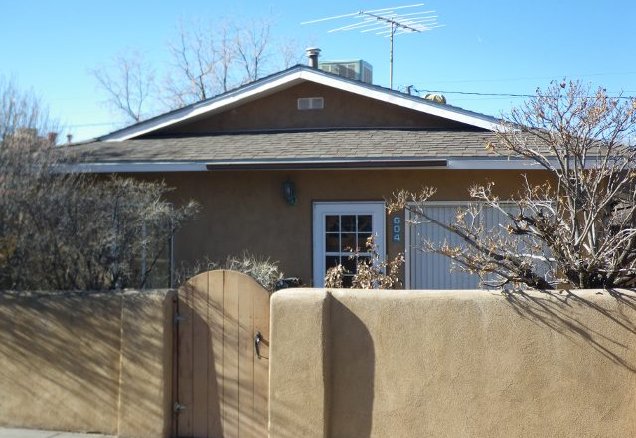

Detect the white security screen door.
[
  {"left": 406, "top": 203, "right": 518, "bottom": 289},
  {"left": 313, "top": 202, "right": 386, "bottom": 287}
]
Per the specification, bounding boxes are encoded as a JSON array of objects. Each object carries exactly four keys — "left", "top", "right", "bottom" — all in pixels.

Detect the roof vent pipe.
[{"left": 305, "top": 48, "right": 321, "bottom": 68}]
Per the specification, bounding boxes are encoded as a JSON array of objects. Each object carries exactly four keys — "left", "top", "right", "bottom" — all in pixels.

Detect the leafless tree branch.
[{"left": 391, "top": 80, "right": 636, "bottom": 290}]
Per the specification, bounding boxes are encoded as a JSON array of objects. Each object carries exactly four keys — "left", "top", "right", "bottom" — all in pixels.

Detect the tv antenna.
[{"left": 302, "top": 4, "right": 443, "bottom": 89}]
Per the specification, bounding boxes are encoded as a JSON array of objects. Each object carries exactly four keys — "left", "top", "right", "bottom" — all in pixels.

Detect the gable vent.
[{"left": 297, "top": 97, "right": 324, "bottom": 110}]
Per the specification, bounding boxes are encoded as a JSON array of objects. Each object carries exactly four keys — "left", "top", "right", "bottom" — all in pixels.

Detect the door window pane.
[
  {"left": 342, "top": 275, "right": 354, "bottom": 288},
  {"left": 326, "top": 255, "right": 341, "bottom": 269},
  {"left": 325, "top": 233, "right": 340, "bottom": 252},
  {"left": 341, "top": 215, "right": 356, "bottom": 232},
  {"left": 342, "top": 257, "right": 357, "bottom": 274},
  {"left": 325, "top": 215, "right": 340, "bottom": 232},
  {"left": 358, "top": 232, "right": 372, "bottom": 249},
  {"left": 357, "top": 215, "right": 372, "bottom": 232},
  {"left": 340, "top": 233, "right": 357, "bottom": 252}
]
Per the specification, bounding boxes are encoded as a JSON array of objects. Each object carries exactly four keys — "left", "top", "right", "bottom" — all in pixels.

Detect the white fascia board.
[
  {"left": 447, "top": 159, "right": 549, "bottom": 170},
  {"left": 102, "top": 68, "right": 500, "bottom": 141},
  {"left": 102, "top": 72, "right": 306, "bottom": 141},
  {"left": 59, "top": 162, "right": 209, "bottom": 173},
  {"left": 62, "top": 158, "right": 550, "bottom": 173},
  {"left": 297, "top": 70, "right": 501, "bottom": 131}
]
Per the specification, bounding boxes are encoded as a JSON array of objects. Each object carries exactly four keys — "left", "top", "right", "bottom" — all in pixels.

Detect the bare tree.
[
  {"left": 234, "top": 18, "right": 272, "bottom": 83},
  {"left": 0, "top": 79, "right": 197, "bottom": 291},
  {"left": 163, "top": 18, "right": 277, "bottom": 107},
  {"left": 278, "top": 39, "right": 307, "bottom": 69},
  {"left": 94, "top": 17, "right": 307, "bottom": 117},
  {"left": 0, "top": 76, "right": 56, "bottom": 141},
  {"left": 90, "top": 50, "right": 157, "bottom": 123},
  {"left": 390, "top": 81, "right": 636, "bottom": 289},
  {"left": 163, "top": 20, "right": 218, "bottom": 108}
]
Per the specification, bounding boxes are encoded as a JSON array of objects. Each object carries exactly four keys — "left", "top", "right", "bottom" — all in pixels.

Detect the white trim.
[
  {"left": 447, "top": 159, "right": 549, "bottom": 169},
  {"left": 404, "top": 209, "right": 412, "bottom": 289},
  {"left": 312, "top": 201, "right": 386, "bottom": 287},
  {"left": 101, "top": 66, "right": 501, "bottom": 141},
  {"left": 57, "top": 162, "right": 209, "bottom": 173},
  {"left": 102, "top": 73, "right": 306, "bottom": 141},
  {"left": 297, "top": 69, "right": 500, "bottom": 131},
  {"left": 62, "top": 158, "right": 555, "bottom": 173}
]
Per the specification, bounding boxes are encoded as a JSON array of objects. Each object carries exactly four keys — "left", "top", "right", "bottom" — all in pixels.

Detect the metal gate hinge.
[
  {"left": 174, "top": 313, "right": 186, "bottom": 323},
  {"left": 174, "top": 402, "right": 186, "bottom": 413}
]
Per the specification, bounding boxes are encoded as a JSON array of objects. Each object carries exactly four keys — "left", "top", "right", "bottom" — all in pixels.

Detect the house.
[{"left": 67, "top": 50, "right": 549, "bottom": 289}]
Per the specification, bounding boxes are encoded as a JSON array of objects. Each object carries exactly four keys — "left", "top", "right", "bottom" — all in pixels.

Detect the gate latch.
[
  {"left": 174, "top": 402, "right": 186, "bottom": 413},
  {"left": 254, "top": 331, "right": 263, "bottom": 360}
]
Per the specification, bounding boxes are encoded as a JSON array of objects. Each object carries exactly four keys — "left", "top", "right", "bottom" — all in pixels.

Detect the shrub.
[
  {"left": 176, "top": 252, "right": 286, "bottom": 292},
  {"left": 324, "top": 235, "right": 404, "bottom": 289}
]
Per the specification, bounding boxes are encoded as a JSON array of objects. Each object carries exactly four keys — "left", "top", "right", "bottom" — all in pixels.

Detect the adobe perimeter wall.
[
  {"left": 0, "top": 290, "right": 174, "bottom": 438},
  {"left": 269, "top": 288, "right": 636, "bottom": 438}
]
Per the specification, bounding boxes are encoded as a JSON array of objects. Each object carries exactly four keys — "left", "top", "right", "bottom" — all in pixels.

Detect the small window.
[{"left": 297, "top": 97, "right": 324, "bottom": 110}]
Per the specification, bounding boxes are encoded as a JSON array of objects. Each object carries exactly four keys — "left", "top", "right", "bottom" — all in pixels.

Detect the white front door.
[{"left": 312, "top": 202, "right": 386, "bottom": 287}]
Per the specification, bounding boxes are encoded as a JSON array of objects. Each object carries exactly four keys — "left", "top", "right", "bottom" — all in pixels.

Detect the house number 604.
[{"left": 392, "top": 216, "right": 401, "bottom": 242}]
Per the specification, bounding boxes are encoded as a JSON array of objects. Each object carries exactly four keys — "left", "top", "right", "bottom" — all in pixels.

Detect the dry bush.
[
  {"left": 175, "top": 252, "right": 285, "bottom": 292},
  {"left": 324, "top": 235, "right": 404, "bottom": 289},
  {"left": 0, "top": 79, "right": 197, "bottom": 291}
]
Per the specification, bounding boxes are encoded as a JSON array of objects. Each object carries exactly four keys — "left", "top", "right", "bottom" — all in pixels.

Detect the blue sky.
[{"left": 2, "top": 0, "right": 635, "bottom": 141}]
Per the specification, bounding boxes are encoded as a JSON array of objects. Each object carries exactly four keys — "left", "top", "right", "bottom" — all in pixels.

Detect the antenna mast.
[{"left": 302, "top": 4, "right": 443, "bottom": 89}]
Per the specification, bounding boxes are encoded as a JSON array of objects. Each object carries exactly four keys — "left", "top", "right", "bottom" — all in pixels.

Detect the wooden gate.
[{"left": 175, "top": 270, "right": 270, "bottom": 438}]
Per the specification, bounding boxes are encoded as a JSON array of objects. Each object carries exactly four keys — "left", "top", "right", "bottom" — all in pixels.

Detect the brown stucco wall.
[
  {"left": 269, "top": 288, "right": 636, "bottom": 438},
  {"left": 149, "top": 82, "right": 472, "bottom": 135},
  {"left": 154, "top": 169, "right": 550, "bottom": 286},
  {"left": 0, "top": 290, "right": 174, "bottom": 438}
]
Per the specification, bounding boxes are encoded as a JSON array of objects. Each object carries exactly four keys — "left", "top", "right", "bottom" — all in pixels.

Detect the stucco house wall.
[
  {"left": 153, "top": 168, "right": 550, "bottom": 286},
  {"left": 152, "top": 82, "right": 472, "bottom": 134}
]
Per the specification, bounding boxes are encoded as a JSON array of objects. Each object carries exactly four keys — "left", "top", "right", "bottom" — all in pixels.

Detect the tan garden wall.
[
  {"left": 0, "top": 289, "right": 174, "bottom": 438},
  {"left": 269, "top": 288, "right": 636, "bottom": 438}
]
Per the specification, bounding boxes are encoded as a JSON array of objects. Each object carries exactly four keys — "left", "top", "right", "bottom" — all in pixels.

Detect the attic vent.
[{"left": 297, "top": 97, "right": 324, "bottom": 110}]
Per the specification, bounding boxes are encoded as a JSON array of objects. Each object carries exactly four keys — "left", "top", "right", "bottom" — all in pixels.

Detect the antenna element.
[{"left": 303, "top": 4, "right": 443, "bottom": 89}]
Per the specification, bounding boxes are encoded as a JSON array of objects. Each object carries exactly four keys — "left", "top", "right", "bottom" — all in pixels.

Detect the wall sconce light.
[{"left": 282, "top": 179, "right": 296, "bottom": 206}]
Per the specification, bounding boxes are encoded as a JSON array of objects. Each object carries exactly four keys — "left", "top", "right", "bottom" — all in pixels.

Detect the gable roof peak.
[{"left": 99, "top": 64, "right": 501, "bottom": 141}]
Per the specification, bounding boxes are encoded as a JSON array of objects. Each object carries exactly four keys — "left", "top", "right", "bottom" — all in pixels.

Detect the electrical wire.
[{"left": 412, "top": 88, "right": 636, "bottom": 100}]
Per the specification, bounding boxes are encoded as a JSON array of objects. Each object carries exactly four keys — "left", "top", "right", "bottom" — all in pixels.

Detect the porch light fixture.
[{"left": 282, "top": 179, "right": 296, "bottom": 206}]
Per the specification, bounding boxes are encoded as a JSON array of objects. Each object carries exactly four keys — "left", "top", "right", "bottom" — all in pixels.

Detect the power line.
[
  {"left": 410, "top": 72, "right": 636, "bottom": 85},
  {"left": 65, "top": 122, "right": 118, "bottom": 128},
  {"left": 412, "top": 88, "right": 636, "bottom": 100}
]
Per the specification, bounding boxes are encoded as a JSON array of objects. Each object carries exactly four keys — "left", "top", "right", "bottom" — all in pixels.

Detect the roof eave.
[{"left": 59, "top": 157, "right": 551, "bottom": 173}]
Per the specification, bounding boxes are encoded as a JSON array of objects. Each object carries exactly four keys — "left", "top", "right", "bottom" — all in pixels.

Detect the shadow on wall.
[
  {"left": 174, "top": 270, "right": 269, "bottom": 438},
  {"left": 175, "top": 280, "right": 223, "bottom": 438},
  {"left": 0, "top": 290, "right": 170, "bottom": 435},
  {"left": 327, "top": 295, "right": 375, "bottom": 438},
  {"left": 503, "top": 289, "right": 636, "bottom": 373}
]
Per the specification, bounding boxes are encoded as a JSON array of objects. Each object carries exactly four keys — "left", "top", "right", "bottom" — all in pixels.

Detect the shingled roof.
[
  {"left": 73, "top": 129, "right": 497, "bottom": 161},
  {"left": 68, "top": 129, "right": 506, "bottom": 165}
]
